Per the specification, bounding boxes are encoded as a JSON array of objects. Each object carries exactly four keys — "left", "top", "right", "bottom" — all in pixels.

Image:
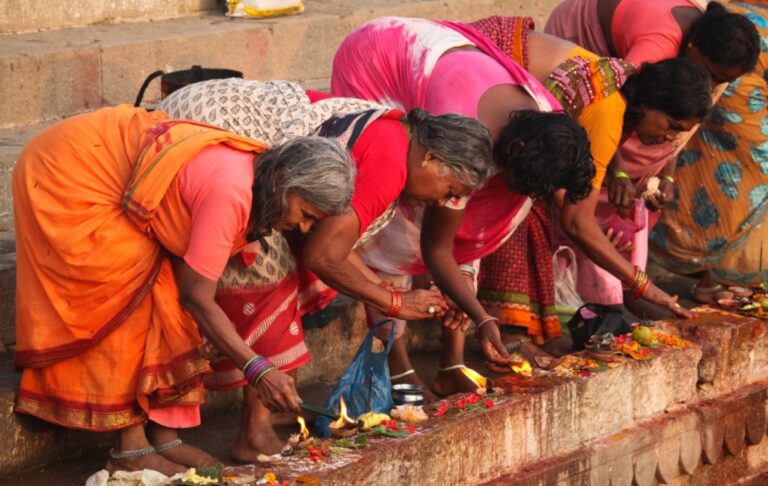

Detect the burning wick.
[
  {"left": 330, "top": 396, "right": 355, "bottom": 428},
  {"left": 511, "top": 360, "right": 533, "bottom": 377},
  {"left": 297, "top": 416, "right": 310, "bottom": 440},
  {"left": 460, "top": 366, "right": 493, "bottom": 395}
]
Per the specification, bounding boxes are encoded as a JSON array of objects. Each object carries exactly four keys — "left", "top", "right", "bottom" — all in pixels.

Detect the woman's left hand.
[
  {"left": 646, "top": 178, "right": 675, "bottom": 211},
  {"left": 477, "top": 321, "right": 511, "bottom": 365}
]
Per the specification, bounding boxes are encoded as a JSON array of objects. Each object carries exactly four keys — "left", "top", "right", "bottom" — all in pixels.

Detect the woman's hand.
[
  {"left": 397, "top": 289, "right": 448, "bottom": 320},
  {"left": 608, "top": 177, "right": 635, "bottom": 210},
  {"left": 641, "top": 282, "right": 693, "bottom": 318},
  {"left": 605, "top": 227, "right": 633, "bottom": 253},
  {"left": 477, "top": 321, "right": 511, "bottom": 365},
  {"left": 254, "top": 368, "right": 303, "bottom": 413},
  {"left": 645, "top": 177, "right": 675, "bottom": 211}
]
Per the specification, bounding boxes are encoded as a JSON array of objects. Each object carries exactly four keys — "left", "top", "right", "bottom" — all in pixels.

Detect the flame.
[
  {"left": 512, "top": 360, "right": 533, "bottom": 375},
  {"left": 331, "top": 395, "right": 355, "bottom": 429},
  {"left": 460, "top": 366, "right": 488, "bottom": 388},
  {"left": 297, "top": 416, "right": 310, "bottom": 440}
]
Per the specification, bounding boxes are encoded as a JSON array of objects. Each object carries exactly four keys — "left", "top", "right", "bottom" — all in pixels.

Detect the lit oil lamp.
[
  {"left": 460, "top": 366, "right": 496, "bottom": 395},
  {"left": 297, "top": 416, "right": 310, "bottom": 440},
  {"left": 283, "top": 416, "right": 313, "bottom": 455},
  {"left": 328, "top": 396, "right": 359, "bottom": 438},
  {"left": 511, "top": 360, "right": 533, "bottom": 377}
]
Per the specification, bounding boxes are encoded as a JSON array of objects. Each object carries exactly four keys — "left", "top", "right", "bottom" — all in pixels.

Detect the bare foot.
[
  {"left": 105, "top": 452, "right": 187, "bottom": 477},
  {"left": 392, "top": 371, "right": 438, "bottom": 403},
  {"left": 430, "top": 368, "right": 478, "bottom": 397},
  {"left": 147, "top": 426, "right": 220, "bottom": 468},
  {"left": 155, "top": 443, "right": 219, "bottom": 468},
  {"left": 231, "top": 427, "right": 284, "bottom": 463}
]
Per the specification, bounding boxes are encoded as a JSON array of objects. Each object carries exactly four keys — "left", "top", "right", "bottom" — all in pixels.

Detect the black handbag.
[{"left": 568, "top": 303, "right": 633, "bottom": 350}]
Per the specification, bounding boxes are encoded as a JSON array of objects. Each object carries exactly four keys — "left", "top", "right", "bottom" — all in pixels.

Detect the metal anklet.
[
  {"left": 153, "top": 438, "right": 183, "bottom": 453},
  {"left": 109, "top": 445, "right": 156, "bottom": 460}
]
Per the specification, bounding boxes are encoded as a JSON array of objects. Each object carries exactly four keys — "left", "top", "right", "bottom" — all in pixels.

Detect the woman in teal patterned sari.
[{"left": 650, "top": 1, "right": 768, "bottom": 289}]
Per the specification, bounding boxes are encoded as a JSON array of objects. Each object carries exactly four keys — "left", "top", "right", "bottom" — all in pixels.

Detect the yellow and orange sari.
[{"left": 13, "top": 105, "right": 265, "bottom": 431}]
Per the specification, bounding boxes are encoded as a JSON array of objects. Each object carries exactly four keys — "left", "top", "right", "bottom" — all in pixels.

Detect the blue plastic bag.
[{"left": 314, "top": 320, "right": 396, "bottom": 437}]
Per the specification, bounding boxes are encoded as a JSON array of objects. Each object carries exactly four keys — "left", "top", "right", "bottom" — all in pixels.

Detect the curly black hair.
[
  {"left": 621, "top": 58, "right": 713, "bottom": 128},
  {"left": 683, "top": 1, "right": 760, "bottom": 74},
  {"left": 495, "top": 110, "right": 594, "bottom": 204}
]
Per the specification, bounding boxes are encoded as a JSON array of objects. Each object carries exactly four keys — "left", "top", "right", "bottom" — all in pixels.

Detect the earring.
[{"left": 421, "top": 159, "right": 428, "bottom": 168}]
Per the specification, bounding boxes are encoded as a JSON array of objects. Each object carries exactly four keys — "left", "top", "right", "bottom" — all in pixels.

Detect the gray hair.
[
  {"left": 248, "top": 136, "right": 356, "bottom": 240},
  {"left": 407, "top": 108, "right": 492, "bottom": 190}
]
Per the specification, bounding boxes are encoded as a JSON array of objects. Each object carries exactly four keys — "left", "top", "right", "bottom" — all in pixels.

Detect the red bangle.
[
  {"left": 385, "top": 290, "right": 402, "bottom": 317},
  {"left": 634, "top": 277, "right": 651, "bottom": 298}
]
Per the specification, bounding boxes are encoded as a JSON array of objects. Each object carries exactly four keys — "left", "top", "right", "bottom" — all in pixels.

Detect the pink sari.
[{"left": 332, "top": 16, "right": 562, "bottom": 275}]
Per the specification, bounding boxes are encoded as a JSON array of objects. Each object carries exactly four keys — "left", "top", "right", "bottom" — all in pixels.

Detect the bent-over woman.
[
  {"left": 332, "top": 16, "right": 596, "bottom": 396},
  {"left": 159, "top": 78, "right": 492, "bottom": 458},
  {"left": 13, "top": 105, "right": 356, "bottom": 474},
  {"left": 470, "top": 17, "right": 709, "bottom": 346}
]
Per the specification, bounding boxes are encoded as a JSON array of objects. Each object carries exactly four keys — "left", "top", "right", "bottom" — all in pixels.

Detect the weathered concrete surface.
[
  {"left": 660, "top": 312, "right": 768, "bottom": 399},
  {"left": 238, "top": 345, "right": 702, "bottom": 485},
  {"left": 0, "top": 232, "right": 14, "bottom": 348},
  {"left": 0, "top": 0, "right": 221, "bottom": 34},
  {"left": 483, "top": 382, "right": 768, "bottom": 486}
]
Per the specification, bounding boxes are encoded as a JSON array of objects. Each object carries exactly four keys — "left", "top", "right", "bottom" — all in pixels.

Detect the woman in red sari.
[{"left": 160, "top": 78, "right": 493, "bottom": 458}]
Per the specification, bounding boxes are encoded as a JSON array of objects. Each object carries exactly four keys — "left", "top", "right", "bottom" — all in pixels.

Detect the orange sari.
[{"left": 13, "top": 105, "right": 266, "bottom": 431}]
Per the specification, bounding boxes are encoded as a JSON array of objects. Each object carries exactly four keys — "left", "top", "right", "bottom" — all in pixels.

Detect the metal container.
[{"left": 392, "top": 383, "right": 425, "bottom": 406}]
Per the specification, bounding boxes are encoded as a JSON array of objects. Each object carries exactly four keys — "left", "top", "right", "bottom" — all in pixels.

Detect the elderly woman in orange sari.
[{"left": 12, "top": 104, "right": 356, "bottom": 475}]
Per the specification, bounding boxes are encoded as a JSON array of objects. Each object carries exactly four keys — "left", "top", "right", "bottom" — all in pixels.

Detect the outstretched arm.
[
  {"left": 303, "top": 210, "right": 447, "bottom": 320},
  {"left": 421, "top": 205, "right": 510, "bottom": 364}
]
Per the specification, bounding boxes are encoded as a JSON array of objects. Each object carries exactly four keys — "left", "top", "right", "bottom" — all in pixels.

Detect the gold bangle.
[
  {"left": 662, "top": 175, "right": 675, "bottom": 185},
  {"left": 613, "top": 171, "right": 631, "bottom": 180}
]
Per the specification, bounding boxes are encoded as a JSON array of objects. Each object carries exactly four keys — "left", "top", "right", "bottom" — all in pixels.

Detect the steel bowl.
[{"left": 392, "top": 383, "right": 425, "bottom": 406}]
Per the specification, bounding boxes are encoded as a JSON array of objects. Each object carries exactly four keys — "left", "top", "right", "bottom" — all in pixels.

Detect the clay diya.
[
  {"left": 717, "top": 298, "right": 741, "bottom": 310},
  {"left": 729, "top": 286, "right": 753, "bottom": 299},
  {"left": 328, "top": 396, "right": 359, "bottom": 438},
  {"left": 461, "top": 366, "right": 504, "bottom": 395}
]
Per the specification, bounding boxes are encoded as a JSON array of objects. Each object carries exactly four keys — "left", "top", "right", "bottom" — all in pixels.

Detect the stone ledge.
[
  {"left": 483, "top": 381, "right": 768, "bottom": 486},
  {"left": 660, "top": 312, "right": 768, "bottom": 399},
  {"left": 240, "top": 344, "right": 702, "bottom": 485}
]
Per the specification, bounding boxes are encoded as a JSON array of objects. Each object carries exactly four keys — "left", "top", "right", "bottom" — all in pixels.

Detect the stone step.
[
  {"left": 0, "top": 0, "right": 560, "bottom": 230},
  {"left": 0, "top": 0, "right": 558, "bottom": 128},
  {"left": 1, "top": 0, "right": 222, "bottom": 35}
]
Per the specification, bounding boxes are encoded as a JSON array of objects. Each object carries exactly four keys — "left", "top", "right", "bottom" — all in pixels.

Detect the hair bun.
[
  {"left": 407, "top": 108, "right": 430, "bottom": 125},
  {"left": 704, "top": 1, "right": 726, "bottom": 16}
]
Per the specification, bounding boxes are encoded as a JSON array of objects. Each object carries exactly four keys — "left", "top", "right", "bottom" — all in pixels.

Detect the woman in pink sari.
[{"left": 332, "top": 16, "right": 596, "bottom": 395}]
